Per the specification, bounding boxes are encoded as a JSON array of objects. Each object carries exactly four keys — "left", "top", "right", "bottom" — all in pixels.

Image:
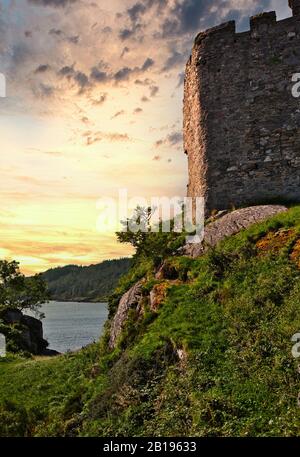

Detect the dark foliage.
[{"left": 42, "top": 258, "right": 132, "bottom": 302}]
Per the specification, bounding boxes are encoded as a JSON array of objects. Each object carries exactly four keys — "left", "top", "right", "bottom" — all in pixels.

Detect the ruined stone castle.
[{"left": 184, "top": 0, "right": 300, "bottom": 213}]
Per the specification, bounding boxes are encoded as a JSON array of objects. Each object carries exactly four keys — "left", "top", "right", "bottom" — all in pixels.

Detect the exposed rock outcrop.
[
  {"left": 150, "top": 283, "right": 168, "bottom": 312},
  {"left": 150, "top": 281, "right": 181, "bottom": 312},
  {"left": 1, "top": 309, "right": 59, "bottom": 356},
  {"left": 183, "top": 205, "right": 288, "bottom": 258},
  {"left": 109, "top": 281, "right": 143, "bottom": 349},
  {"left": 108, "top": 205, "right": 288, "bottom": 351}
]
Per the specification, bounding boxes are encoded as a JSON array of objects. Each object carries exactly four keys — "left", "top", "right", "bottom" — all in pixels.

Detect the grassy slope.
[{"left": 1, "top": 206, "right": 300, "bottom": 437}]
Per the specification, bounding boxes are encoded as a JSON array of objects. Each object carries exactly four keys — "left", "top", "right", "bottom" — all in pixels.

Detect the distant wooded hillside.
[{"left": 42, "top": 258, "right": 132, "bottom": 302}]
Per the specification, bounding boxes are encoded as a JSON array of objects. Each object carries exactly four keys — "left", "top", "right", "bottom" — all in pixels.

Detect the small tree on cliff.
[
  {"left": 0, "top": 260, "right": 49, "bottom": 316},
  {"left": 116, "top": 206, "right": 185, "bottom": 266}
]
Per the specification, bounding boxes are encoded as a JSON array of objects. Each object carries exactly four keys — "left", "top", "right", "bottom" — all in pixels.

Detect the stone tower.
[{"left": 184, "top": 0, "right": 300, "bottom": 213}]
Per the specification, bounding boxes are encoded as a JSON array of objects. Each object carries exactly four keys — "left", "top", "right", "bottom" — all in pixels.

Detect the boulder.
[
  {"left": 183, "top": 205, "right": 288, "bottom": 258},
  {"left": 109, "top": 281, "right": 143, "bottom": 349},
  {"left": 1, "top": 308, "right": 58, "bottom": 356}
]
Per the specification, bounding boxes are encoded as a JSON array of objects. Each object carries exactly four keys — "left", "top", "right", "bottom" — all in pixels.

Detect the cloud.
[
  {"left": 149, "top": 85, "right": 159, "bottom": 97},
  {"left": 155, "top": 131, "right": 183, "bottom": 148},
  {"left": 121, "top": 46, "right": 130, "bottom": 58},
  {"left": 83, "top": 130, "right": 132, "bottom": 146},
  {"left": 134, "top": 78, "right": 153, "bottom": 86},
  {"left": 160, "top": 0, "right": 220, "bottom": 37},
  {"left": 33, "top": 83, "right": 55, "bottom": 98},
  {"left": 0, "top": 0, "right": 282, "bottom": 276},
  {"left": 57, "top": 56, "right": 155, "bottom": 92},
  {"left": 102, "top": 26, "right": 112, "bottom": 34},
  {"left": 162, "top": 50, "right": 186, "bottom": 72},
  {"left": 90, "top": 67, "right": 109, "bottom": 83},
  {"left": 26, "top": 148, "right": 63, "bottom": 156},
  {"left": 171, "top": 0, "right": 213, "bottom": 34},
  {"left": 159, "top": 0, "right": 271, "bottom": 37},
  {"left": 91, "top": 93, "right": 108, "bottom": 105},
  {"left": 58, "top": 65, "right": 75, "bottom": 77},
  {"left": 114, "top": 66, "right": 133, "bottom": 81},
  {"left": 142, "top": 57, "right": 155, "bottom": 71},
  {"left": 104, "top": 132, "right": 131, "bottom": 142},
  {"left": 34, "top": 64, "right": 51, "bottom": 74},
  {"left": 119, "top": 1, "right": 160, "bottom": 41},
  {"left": 114, "top": 58, "right": 155, "bottom": 82},
  {"left": 118, "top": 0, "right": 171, "bottom": 42},
  {"left": 125, "top": 0, "right": 168, "bottom": 25},
  {"left": 177, "top": 72, "right": 185, "bottom": 87},
  {"left": 68, "top": 35, "right": 80, "bottom": 44},
  {"left": 58, "top": 65, "right": 90, "bottom": 92},
  {"left": 11, "top": 43, "right": 31, "bottom": 67},
  {"left": 111, "top": 110, "right": 125, "bottom": 119},
  {"left": 49, "top": 28, "right": 80, "bottom": 44},
  {"left": 168, "top": 131, "right": 183, "bottom": 145},
  {"left": 74, "top": 71, "right": 89, "bottom": 91},
  {"left": 127, "top": 2, "right": 147, "bottom": 23},
  {"left": 28, "top": 0, "right": 78, "bottom": 7},
  {"left": 119, "top": 28, "right": 134, "bottom": 40},
  {"left": 119, "top": 25, "right": 142, "bottom": 41},
  {"left": 49, "top": 28, "right": 63, "bottom": 36}
]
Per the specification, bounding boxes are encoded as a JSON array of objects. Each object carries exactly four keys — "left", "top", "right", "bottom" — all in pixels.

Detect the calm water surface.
[{"left": 27, "top": 301, "right": 108, "bottom": 353}]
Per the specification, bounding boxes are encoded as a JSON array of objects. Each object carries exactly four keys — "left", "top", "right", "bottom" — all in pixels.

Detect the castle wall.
[{"left": 184, "top": 8, "right": 300, "bottom": 213}]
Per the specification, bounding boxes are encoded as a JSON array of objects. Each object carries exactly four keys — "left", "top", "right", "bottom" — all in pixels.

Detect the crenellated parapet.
[{"left": 192, "top": 3, "right": 300, "bottom": 50}]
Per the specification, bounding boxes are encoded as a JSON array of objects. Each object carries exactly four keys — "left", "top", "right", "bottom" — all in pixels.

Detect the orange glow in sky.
[{"left": 0, "top": 0, "right": 289, "bottom": 274}]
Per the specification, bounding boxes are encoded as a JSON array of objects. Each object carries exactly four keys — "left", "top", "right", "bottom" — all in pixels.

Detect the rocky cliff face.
[
  {"left": 1, "top": 309, "right": 58, "bottom": 356},
  {"left": 183, "top": 205, "right": 288, "bottom": 257},
  {"left": 109, "top": 281, "right": 143, "bottom": 349}
]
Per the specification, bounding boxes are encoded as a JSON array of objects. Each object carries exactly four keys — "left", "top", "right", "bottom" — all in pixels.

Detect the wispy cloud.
[
  {"left": 27, "top": 0, "right": 78, "bottom": 8},
  {"left": 83, "top": 130, "right": 132, "bottom": 146},
  {"left": 155, "top": 131, "right": 183, "bottom": 148},
  {"left": 0, "top": 0, "right": 280, "bottom": 274}
]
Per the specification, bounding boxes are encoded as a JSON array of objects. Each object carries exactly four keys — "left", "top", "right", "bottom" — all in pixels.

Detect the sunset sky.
[{"left": 0, "top": 0, "right": 290, "bottom": 275}]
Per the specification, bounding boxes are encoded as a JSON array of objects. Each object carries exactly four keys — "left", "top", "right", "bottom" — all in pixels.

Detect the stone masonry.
[{"left": 184, "top": 0, "right": 300, "bottom": 213}]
